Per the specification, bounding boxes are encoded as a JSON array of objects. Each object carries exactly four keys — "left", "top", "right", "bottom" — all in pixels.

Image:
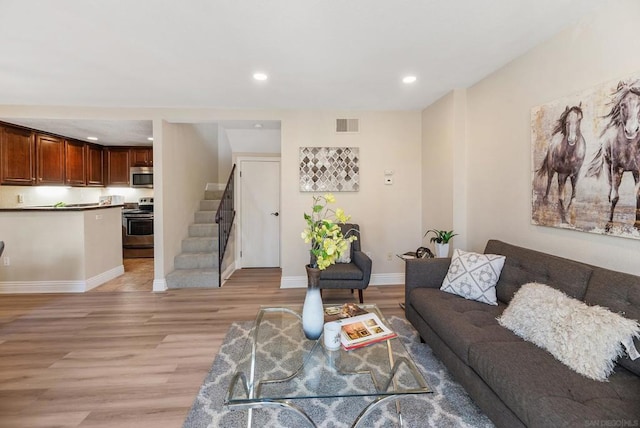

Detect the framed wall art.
[
  {"left": 531, "top": 72, "right": 640, "bottom": 240},
  {"left": 299, "top": 147, "right": 360, "bottom": 192}
]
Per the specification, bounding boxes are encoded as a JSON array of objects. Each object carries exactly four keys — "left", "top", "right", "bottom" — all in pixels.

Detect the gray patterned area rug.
[{"left": 183, "top": 317, "right": 494, "bottom": 428}]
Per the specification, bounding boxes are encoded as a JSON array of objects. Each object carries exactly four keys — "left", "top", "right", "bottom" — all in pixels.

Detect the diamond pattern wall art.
[{"left": 299, "top": 147, "right": 360, "bottom": 192}]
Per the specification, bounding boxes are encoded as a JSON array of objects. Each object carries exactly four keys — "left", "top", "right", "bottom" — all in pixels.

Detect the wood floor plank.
[{"left": 0, "top": 264, "right": 406, "bottom": 427}]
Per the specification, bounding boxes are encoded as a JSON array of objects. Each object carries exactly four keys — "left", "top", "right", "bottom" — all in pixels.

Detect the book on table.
[
  {"left": 335, "top": 312, "right": 397, "bottom": 350},
  {"left": 324, "top": 303, "right": 369, "bottom": 322}
]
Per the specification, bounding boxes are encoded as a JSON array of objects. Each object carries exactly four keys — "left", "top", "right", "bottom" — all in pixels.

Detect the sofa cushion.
[
  {"left": 408, "top": 288, "right": 518, "bottom": 364},
  {"left": 468, "top": 341, "right": 640, "bottom": 427},
  {"left": 440, "top": 249, "right": 505, "bottom": 305},
  {"left": 498, "top": 282, "right": 640, "bottom": 381},
  {"left": 484, "top": 240, "right": 593, "bottom": 304},
  {"left": 584, "top": 268, "right": 640, "bottom": 376}
]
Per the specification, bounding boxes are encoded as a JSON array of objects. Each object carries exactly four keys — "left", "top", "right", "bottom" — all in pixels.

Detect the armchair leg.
[{"left": 358, "top": 289, "right": 363, "bottom": 304}]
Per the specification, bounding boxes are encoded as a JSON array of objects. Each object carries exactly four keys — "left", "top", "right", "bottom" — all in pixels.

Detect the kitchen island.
[{"left": 0, "top": 205, "right": 124, "bottom": 293}]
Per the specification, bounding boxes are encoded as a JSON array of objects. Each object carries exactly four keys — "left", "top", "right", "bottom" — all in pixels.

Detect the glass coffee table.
[{"left": 224, "top": 305, "right": 431, "bottom": 427}]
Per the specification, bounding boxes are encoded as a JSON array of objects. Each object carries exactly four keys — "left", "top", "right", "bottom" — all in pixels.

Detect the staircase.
[{"left": 166, "top": 189, "right": 224, "bottom": 288}]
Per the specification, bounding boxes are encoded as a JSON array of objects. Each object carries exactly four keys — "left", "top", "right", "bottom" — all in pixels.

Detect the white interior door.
[{"left": 240, "top": 159, "right": 280, "bottom": 267}]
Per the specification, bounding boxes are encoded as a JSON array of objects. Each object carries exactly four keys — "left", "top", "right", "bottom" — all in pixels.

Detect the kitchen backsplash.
[{"left": 0, "top": 185, "right": 153, "bottom": 208}]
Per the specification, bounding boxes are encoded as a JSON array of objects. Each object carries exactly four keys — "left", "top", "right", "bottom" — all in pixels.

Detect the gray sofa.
[{"left": 405, "top": 239, "right": 640, "bottom": 427}]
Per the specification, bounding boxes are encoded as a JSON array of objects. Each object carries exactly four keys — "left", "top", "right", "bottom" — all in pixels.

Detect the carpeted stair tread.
[
  {"left": 200, "top": 199, "right": 220, "bottom": 211},
  {"left": 194, "top": 210, "right": 217, "bottom": 224},
  {"left": 182, "top": 237, "right": 218, "bottom": 253},
  {"left": 175, "top": 252, "right": 218, "bottom": 269},
  {"left": 204, "top": 190, "right": 224, "bottom": 200},
  {"left": 166, "top": 269, "right": 219, "bottom": 288},
  {"left": 189, "top": 223, "right": 219, "bottom": 237}
]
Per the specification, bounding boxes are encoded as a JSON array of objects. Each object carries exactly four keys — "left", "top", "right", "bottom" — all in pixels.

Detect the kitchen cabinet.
[
  {"left": 86, "top": 144, "right": 104, "bottom": 186},
  {"left": 106, "top": 147, "right": 130, "bottom": 186},
  {"left": 1, "top": 125, "right": 35, "bottom": 185},
  {"left": 131, "top": 147, "right": 153, "bottom": 167},
  {"left": 65, "top": 140, "right": 86, "bottom": 186},
  {"left": 36, "top": 133, "right": 65, "bottom": 185}
]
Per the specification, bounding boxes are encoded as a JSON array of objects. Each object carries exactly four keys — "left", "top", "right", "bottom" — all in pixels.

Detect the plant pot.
[
  {"left": 435, "top": 243, "right": 450, "bottom": 258},
  {"left": 303, "top": 265, "right": 324, "bottom": 340}
]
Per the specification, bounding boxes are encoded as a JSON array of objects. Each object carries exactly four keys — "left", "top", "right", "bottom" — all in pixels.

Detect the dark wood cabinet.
[
  {"left": 65, "top": 140, "right": 86, "bottom": 186},
  {"left": 36, "top": 134, "right": 65, "bottom": 185},
  {"left": 86, "top": 144, "right": 104, "bottom": 187},
  {"left": 1, "top": 125, "right": 35, "bottom": 185},
  {"left": 106, "top": 148, "right": 130, "bottom": 186},
  {"left": 131, "top": 147, "right": 153, "bottom": 167}
]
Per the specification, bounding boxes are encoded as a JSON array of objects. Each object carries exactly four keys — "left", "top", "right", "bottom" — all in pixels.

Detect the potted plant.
[
  {"left": 300, "top": 193, "right": 356, "bottom": 339},
  {"left": 424, "top": 229, "right": 457, "bottom": 258}
]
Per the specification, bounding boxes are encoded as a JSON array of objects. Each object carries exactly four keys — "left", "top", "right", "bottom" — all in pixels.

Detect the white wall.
[
  {"left": 157, "top": 122, "right": 218, "bottom": 287},
  {"left": 420, "top": 89, "right": 469, "bottom": 254},
  {"left": 455, "top": 0, "right": 640, "bottom": 275},
  {"left": 280, "top": 110, "right": 422, "bottom": 284}
]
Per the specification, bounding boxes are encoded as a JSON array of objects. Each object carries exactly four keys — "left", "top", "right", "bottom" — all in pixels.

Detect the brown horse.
[
  {"left": 536, "top": 104, "right": 586, "bottom": 223},
  {"left": 587, "top": 80, "right": 640, "bottom": 231}
]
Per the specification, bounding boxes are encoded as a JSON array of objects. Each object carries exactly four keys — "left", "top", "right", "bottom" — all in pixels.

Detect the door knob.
[{"left": 271, "top": 212, "right": 279, "bottom": 216}]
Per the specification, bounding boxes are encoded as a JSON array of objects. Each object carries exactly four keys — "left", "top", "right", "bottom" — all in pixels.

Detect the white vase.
[
  {"left": 302, "top": 266, "right": 324, "bottom": 340},
  {"left": 435, "top": 243, "right": 450, "bottom": 258}
]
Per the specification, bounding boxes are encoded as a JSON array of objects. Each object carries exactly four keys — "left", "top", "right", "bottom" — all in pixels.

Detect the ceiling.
[{"left": 0, "top": 0, "right": 602, "bottom": 141}]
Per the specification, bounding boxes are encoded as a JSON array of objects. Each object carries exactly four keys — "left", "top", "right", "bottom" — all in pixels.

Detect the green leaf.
[{"left": 313, "top": 204, "right": 323, "bottom": 213}]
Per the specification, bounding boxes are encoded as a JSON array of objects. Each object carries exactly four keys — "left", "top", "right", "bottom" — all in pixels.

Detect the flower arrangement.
[{"left": 301, "top": 193, "right": 357, "bottom": 270}]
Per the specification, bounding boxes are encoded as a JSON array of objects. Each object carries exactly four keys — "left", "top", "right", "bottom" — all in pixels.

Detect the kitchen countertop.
[{"left": 0, "top": 204, "right": 124, "bottom": 212}]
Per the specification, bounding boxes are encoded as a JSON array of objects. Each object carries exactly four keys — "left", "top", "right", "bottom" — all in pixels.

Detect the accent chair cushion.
[{"left": 336, "top": 241, "right": 352, "bottom": 263}]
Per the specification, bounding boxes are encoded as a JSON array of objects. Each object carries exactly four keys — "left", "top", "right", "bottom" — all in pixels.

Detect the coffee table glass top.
[{"left": 225, "top": 304, "right": 430, "bottom": 404}]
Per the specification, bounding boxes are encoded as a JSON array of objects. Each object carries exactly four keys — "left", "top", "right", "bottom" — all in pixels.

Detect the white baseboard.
[
  {"left": 0, "top": 264, "right": 125, "bottom": 294},
  {"left": 85, "top": 265, "right": 125, "bottom": 291},
  {"left": 280, "top": 272, "right": 405, "bottom": 288},
  {"left": 220, "top": 264, "right": 236, "bottom": 287},
  {"left": 153, "top": 278, "right": 168, "bottom": 292}
]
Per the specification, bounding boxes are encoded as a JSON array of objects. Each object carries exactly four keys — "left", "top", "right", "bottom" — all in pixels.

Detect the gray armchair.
[{"left": 318, "top": 223, "right": 372, "bottom": 303}]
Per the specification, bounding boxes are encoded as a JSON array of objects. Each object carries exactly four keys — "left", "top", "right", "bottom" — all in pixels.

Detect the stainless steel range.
[{"left": 122, "top": 197, "right": 154, "bottom": 258}]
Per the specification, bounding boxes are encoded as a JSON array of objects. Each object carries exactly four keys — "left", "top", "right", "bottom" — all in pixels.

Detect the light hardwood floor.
[{"left": 0, "top": 267, "right": 405, "bottom": 428}]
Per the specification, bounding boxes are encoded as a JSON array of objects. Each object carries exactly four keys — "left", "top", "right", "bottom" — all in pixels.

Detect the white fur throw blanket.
[{"left": 497, "top": 282, "right": 640, "bottom": 381}]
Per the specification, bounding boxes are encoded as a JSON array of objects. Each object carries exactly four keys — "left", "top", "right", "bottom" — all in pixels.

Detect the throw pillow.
[
  {"left": 336, "top": 241, "right": 351, "bottom": 263},
  {"left": 497, "top": 282, "right": 640, "bottom": 382},
  {"left": 440, "top": 249, "right": 506, "bottom": 305}
]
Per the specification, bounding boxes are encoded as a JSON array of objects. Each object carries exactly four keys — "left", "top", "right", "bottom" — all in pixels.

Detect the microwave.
[{"left": 130, "top": 167, "right": 153, "bottom": 188}]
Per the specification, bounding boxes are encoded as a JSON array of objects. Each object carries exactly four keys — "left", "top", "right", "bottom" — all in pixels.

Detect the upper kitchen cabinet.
[
  {"left": 36, "top": 133, "right": 65, "bottom": 185},
  {"left": 130, "top": 147, "right": 153, "bottom": 167},
  {"left": 65, "top": 140, "right": 86, "bottom": 186},
  {"left": 106, "top": 147, "right": 130, "bottom": 186},
  {"left": 86, "top": 143, "right": 104, "bottom": 187},
  {"left": 1, "top": 125, "right": 35, "bottom": 185}
]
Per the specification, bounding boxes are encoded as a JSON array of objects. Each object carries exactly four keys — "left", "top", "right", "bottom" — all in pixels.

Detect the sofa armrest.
[
  {"left": 353, "top": 251, "right": 372, "bottom": 284},
  {"left": 405, "top": 258, "right": 451, "bottom": 302}
]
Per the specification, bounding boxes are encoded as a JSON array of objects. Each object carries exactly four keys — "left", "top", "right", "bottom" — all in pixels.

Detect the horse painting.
[
  {"left": 586, "top": 80, "right": 640, "bottom": 231},
  {"left": 536, "top": 104, "right": 586, "bottom": 223}
]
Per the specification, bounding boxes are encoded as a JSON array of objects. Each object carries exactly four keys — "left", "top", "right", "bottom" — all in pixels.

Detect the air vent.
[{"left": 336, "top": 118, "right": 359, "bottom": 133}]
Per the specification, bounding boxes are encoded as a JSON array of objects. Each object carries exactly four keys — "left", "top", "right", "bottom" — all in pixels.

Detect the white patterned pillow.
[
  {"left": 336, "top": 241, "right": 351, "bottom": 263},
  {"left": 497, "top": 282, "right": 640, "bottom": 381},
  {"left": 440, "top": 249, "right": 506, "bottom": 305}
]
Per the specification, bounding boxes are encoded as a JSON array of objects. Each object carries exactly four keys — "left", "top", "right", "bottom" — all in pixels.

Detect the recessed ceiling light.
[
  {"left": 402, "top": 75, "right": 417, "bottom": 84},
  {"left": 253, "top": 72, "right": 268, "bottom": 81},
  {"left": 253, "top": 123, "right": 263, "bottom": 129},
  {"left": 147, "top": 137, "right": 154, "bottom": 141},
  {"left": 87, "top": 136, "right": 98, "bottom": 141}
]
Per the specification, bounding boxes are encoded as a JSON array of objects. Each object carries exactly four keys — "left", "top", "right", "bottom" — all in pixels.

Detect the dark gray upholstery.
[
  {"left": 405, "top": 240, "right": 640, "bottom": 428},
  {"left": 318, "top": 223, "right": 372, "bottom": 303},
  {"left": 0, "top": 241, "right": 4, "bottom": 258}
]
